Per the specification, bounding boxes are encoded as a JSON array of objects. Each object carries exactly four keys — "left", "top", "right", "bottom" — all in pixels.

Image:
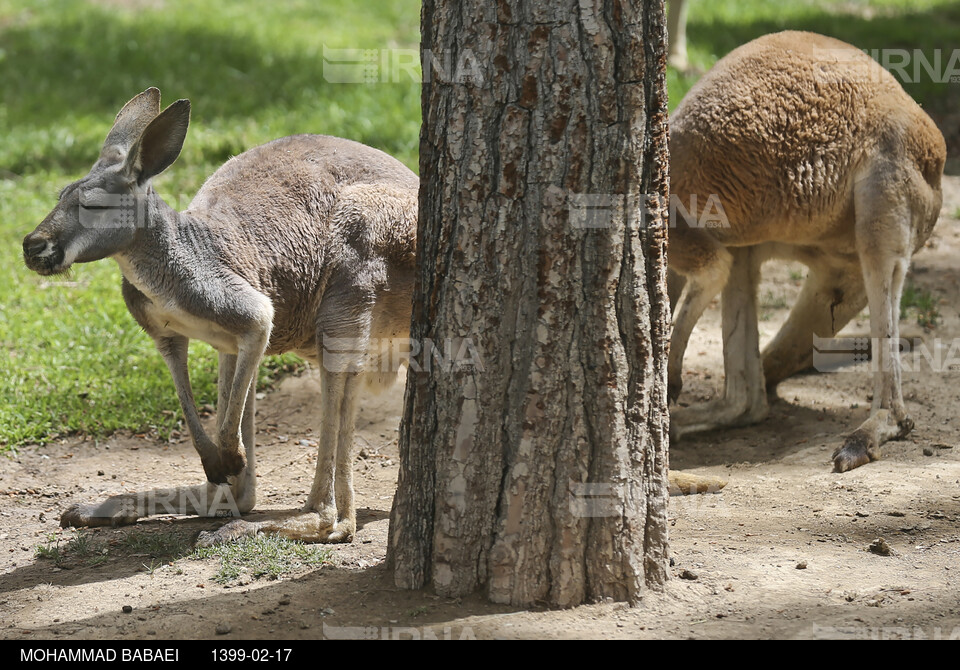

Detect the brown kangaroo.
[{"left": 667, "top": 32, "right": 945, "bottom": 472}]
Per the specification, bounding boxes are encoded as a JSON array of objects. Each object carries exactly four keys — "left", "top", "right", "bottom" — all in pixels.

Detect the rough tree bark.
[{"left": 388, "top": 0, "right": 671, "bottom": 607}]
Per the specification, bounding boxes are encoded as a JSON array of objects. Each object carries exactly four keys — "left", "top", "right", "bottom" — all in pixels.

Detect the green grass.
[
  {"left": 191, "top": 533, "right": 334, "bottom": 583},
  {"left": 2, "top": 0, "right": 956, "bottom": 448},
  {"left": 32, "top": 527, "right": 334, "bottom": 580},
  {"left": 120, "top": 528, "right": 193, "bottom": 558},
  {"left": 760, "top": 290, "right": 789, "bottom": 310},
  {"left": 900, "top": 282, "right": 941, "bottom": 330},
  {"left": 64, "top": 530, "right": 101, "bottom": 559},
  {"left": 35, "top": 530, "right": 113, "bottom": 567},
  {"left": 37, "top": 528, "right": 333, "bottom": 582},
  {"left": 34, "top": 533, "right": 65, "bottom": 565}
]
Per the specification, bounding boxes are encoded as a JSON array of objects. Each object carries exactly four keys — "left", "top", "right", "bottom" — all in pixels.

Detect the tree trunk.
[{"left": 388, "top": 0, "right": 671, "bottom": 608}]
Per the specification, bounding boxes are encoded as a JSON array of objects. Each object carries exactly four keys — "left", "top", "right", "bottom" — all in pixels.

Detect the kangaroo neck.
[{"left": 112, "top": 188, "right": 205, "bottom": 297}]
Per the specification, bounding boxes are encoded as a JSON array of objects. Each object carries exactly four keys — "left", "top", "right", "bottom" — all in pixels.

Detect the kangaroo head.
[{"left": 23, "top": 88, "right": 190, "bottom": 275}]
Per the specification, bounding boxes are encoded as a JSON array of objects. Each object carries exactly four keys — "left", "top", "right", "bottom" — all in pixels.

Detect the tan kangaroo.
[
  {"left": 23, "top": 88, "right": 418, "bottom": 543},
  {"left": 667, "top": 32, "right": 946, "bottom": 472}
]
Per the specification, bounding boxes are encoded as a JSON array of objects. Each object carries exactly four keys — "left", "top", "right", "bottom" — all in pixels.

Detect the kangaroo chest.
[{"left": 115, "top": 257, "right": 240, "bottom": 354}]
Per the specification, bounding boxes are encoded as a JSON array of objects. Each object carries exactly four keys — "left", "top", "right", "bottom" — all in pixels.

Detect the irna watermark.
[
  {"left": 76, "top": 486, "right": 241, "bottom": 521},
  {"left": 568, "top": 479, "right": 728, "bottom": 518},
  {"left": 814, "top": 47, "right": 960, "bottom": 84},
  {"left": 811, "top": 623, "right": 960, "bottom": 640},
  {"left": 322, "top": 623, "right": 476, "bottom": 640},
  {"left": 322, "top": 336, "right": 484, "bottom": 374},
  {"left": 812, "top": 335, "right": 960, "bottom": 373},
  {"left": 568, "top": 192, "right": 730, "bottom": 230},
  {"left": 322, "top": 46, "right": 484, "bottom": 85}
]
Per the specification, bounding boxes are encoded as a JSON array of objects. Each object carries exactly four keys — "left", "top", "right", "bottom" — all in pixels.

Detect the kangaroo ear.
[
  {"left": 102, "top": 88, "right": 162, "bottom": 159},
  {"left": 124, "top": 99, "right": 191, "bottom": 184}
]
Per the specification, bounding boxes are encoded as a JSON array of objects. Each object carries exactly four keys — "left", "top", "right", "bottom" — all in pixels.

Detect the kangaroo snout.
[
  {"left": 22, "top": 232, "right": 64, "bottom": 275},
  {"left": 23, "top": 234, "right": 48, "bottom": 257}
]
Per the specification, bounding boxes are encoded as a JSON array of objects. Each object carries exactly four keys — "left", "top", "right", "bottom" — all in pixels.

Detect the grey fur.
[{"left": 23, "top": 88, "right": 417, "bottom": 543}]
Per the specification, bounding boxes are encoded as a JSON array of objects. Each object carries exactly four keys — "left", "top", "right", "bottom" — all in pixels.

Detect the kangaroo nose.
[{"left": 23, "top": 235, "right": 49, "bottom": 258}]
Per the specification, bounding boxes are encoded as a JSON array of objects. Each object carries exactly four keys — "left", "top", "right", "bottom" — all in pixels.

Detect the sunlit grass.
[{"left": 191, "top": 534, "right": 334, "bottom": 584}]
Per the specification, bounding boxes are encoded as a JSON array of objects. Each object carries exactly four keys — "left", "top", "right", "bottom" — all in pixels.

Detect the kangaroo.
[
  {"left": 667, "top": 0, "right": 691, "bottom": 71},
  {"left": 22, "top": 88, "right": 418, "bottom": 543},
  {"left": 667, "top": 32, "right": 946, "bottom": 472}
]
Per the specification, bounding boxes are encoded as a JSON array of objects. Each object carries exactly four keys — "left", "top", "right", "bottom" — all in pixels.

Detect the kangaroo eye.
[{"left": 79, "top": 188, "right": 113, "bottom": 209}]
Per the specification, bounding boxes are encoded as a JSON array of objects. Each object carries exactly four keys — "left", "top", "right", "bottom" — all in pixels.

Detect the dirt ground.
[{"left": 2, "top": 180, "right": 960, "bottom": 642}]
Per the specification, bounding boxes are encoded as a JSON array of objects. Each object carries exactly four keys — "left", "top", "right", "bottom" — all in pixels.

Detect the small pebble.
[
  {"left": 796, "top": 561, "right": 807, "bottom": 570},
  {"left": 868, "top": 538, "right": 892, "bottom": 556},
  {"left": 122, "top": 605, "right": 133, "bottom": 614},
  {"left": 215, "top": 623, "right": 232, "bottom": 635},
  {"left": 678, "top": 569, "right": 698, "bottom": 581}
]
